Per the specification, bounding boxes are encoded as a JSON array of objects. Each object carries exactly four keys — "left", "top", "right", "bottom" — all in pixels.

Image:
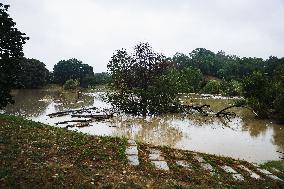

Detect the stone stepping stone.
[
  {"left": 149, "top": 149, "right": 164, "bottom": 161},
  {"left": 193, "top": 155, "right": 214, "bottom": 173},
  {"left": 267, "top": 174, "right": 283, "bottom": 181},
  {"left": 238, "top": 165, "right": 260, "bottom": 179},
  {"left": 125, "top": 146, "right": 138, "bottom": 155},
  {"left": 257, "top": 168, "right": 283, "bottom": 181},
  {"left": 193, "top": 154, "right": 215, "bottom": 175},
  {"left": 176, "top": 160, "right": 192, "bottom": 169},
  {"left": 152, "top": 160, "right": 170, "bottom": 171},
  {"left": 232, "top": 174, "right": 245, "bottom": 181},
  {"left": 193, "top": 154, "right": 205, "bottom": 163},
  {"left": 149, "top": 149, "right": 169, "bottom": 171},
  {"left": 201, "top": 163, "right": 214, "bottom": 172},
  {"left": 128, "top": 139, "right": 137, "bottom": 146},
  {"left": 201, "top": 163, "right": 216, "bottom": 176},
  {"left": 127, "top": 155, "right": 139, "bottom": 166},
  {"left": 257, "top": 168, "right": 272, "bottom": 175},
  {"left": 221, "top": 165, "right": 238, "bottom": 174},
  {"left": 221, "top": 165, "right": 244, "bottom": 181},
  {"left": 125, "top": 139, "right": 139, "bottom": 166}
]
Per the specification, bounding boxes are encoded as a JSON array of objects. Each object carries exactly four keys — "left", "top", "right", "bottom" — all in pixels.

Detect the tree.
[
  {"left": 53, "top": 58, "right": 94, "bottom": 85},
  {"left": 0, "top": 3, "right": 29, "bottom": 109},
  {"left": 190, "top": 48, "right": 219, "bottom": 76},
  {"left": 80, "top": 72, "right": 111, "bottom": 88},
  {"left": 242, "top": 71, "right": 275, "bottom": 118},
  {"left": 15, "top": 58, "right": 50, "bottom": 88},
  {"left": 273, "top": 66, "right": 284, "bottom": 121},
  {"left": 93, "top": 72, "right": 111, "bottom": 85},
  {"left": 178, "top": 67, "right": 203, "bottom": 93},
  {"left": 173, "top": 53, "right": 195, "bottom": 69},
  {"left": 107, "top": 42, "right": 179, "bottom": 116}
]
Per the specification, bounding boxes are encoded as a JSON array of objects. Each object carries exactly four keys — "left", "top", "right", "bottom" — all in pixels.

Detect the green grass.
[{"left": 261, "top": 161, "right": 284, "bottom": 172}]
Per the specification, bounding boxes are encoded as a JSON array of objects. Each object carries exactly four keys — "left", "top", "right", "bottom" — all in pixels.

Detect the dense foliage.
[
  {"left": 0, "top": 3, "right": 29, "bottom": 109},
  {"left": 242, "top": 67, "right": 284, "bottom": 121},
  {"left": 107, "top": 44, "right": 284, "bottom": 119},
  {"left": 53, "top": 58, "right": 94, "bottom": 85},
  {"left": 107, "top": 43, "right": 179, "bottom": 115},
  {"left": 80, "top": 72, "right": 111, "bottom": 88},
  {"left": 172, "top": 49, "right": 283, "bottom": 81},
  {"left": 63, "top": 79, "right": 80, "bottom": 90},
  {"left": 177, "top": 67, "right": 203, "bottom": 93},
  {"left": 14, "top": 58, "right": 50, "bottom": 89}
]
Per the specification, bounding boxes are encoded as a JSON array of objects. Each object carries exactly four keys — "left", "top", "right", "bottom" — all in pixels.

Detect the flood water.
[{"left": 4, "top": 89, "right": 284, "bottom": 163}]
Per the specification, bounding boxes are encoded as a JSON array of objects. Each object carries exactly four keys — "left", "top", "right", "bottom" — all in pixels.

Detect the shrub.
[{"left": 63, "top": 79, "right": 80, "bottom": 90}]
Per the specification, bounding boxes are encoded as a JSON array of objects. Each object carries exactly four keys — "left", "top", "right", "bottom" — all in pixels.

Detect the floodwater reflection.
[{"left": 4, "top": 90, "right": 284, "bottom": 163}]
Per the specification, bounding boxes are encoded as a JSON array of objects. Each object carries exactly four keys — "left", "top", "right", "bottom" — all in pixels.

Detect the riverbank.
[{"left": 0, "top": 114, "right": 283, "bottom": 188}]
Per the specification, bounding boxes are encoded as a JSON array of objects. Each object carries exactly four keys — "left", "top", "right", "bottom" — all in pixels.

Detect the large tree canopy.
[
  {"left": 15, "top": 58, "right": 50, "bottom": 89},
  {"left": 107, "top": 42, "right": 179, "bottom": 116},
  {"left": 0, "top": 3, "right": 29, "bottom": 109},
  {"left": 53, "top": 58, "right": 94, "bottom": 85}
]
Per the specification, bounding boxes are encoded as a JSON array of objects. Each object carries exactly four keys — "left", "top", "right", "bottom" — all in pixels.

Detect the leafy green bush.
[
  {"left": 220, "top": 80, "right": 243, "bottom": 96},
  {"left": 201, "top": 80, "right": 222, "bottom": 94},
  {"left": 63, "top": 79, "right": 80, "bottom": 90}
]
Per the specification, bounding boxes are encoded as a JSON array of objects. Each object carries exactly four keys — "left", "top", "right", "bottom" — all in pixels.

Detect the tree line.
[
  {"left": 1, "top": 3, "right": 284, "bottom": 122},
  {"left": 107, "top": 43, "right": 284, "bottom": 121},
  {"left": 11, "top": 58, "right": 110, "bottom": 89}
]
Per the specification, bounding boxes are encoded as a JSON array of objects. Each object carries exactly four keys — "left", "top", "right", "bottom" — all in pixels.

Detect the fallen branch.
[
  {"left": 216, "top": 104, "right": 242, "bottom": 118},
  {"left": 71, "top": 114, "right": 113, "bottom": 120},
  {"left": 56, "top": 119, "right": 92, "bottom": 125},
  {"left": 47, "top": 107, "right": 97, "bottom": 117},
  {"left": 181, "top": 104, "right": 211, "bottom": 116},
  {"left": 66, "top": 122, "right": 90, "bottom": 128}
]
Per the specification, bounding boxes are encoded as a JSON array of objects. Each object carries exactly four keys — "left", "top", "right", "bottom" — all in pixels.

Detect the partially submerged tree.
[
  {"left": 241, "top": 66, "right": 284, "bottom": 122},
  {"left": 242, "top": 71, "right": 276, "bottom": 118},
  {"left": 107, "top": 43, "right": 179, "bottom": 116},
  {"left": 0, "top": 3, "right": 29, "bottom": 109}
]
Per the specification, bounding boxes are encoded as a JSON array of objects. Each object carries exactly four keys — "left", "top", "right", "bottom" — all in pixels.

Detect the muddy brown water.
[{"left": 3, "top": 89, "right": 284, "bottom": 163}]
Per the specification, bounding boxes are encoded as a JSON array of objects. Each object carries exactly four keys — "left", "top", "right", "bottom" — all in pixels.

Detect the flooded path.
[{"left": 3, "top": 89, "right": 284, "bottom": 163}]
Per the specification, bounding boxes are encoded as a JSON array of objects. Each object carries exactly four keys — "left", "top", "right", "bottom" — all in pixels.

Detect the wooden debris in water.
[
  {"left": 47, "top": 106, "right": 97, "bottom": 117},
  {"left": 66, "top": 122, "right": 90, "bottom": 128},
  {"left": 181, "top": 104, "right": 211, "bottom": 116},
  {"left": 56, "top": 119, "right": 92, "bottom": 125}
]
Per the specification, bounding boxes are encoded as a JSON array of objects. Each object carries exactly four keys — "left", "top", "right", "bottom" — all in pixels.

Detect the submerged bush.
[{"left": 63, "top": 79, "right": 80, "bottom": 90}]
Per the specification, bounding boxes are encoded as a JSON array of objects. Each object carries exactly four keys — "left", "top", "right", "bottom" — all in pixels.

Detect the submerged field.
[
  {"left": 0, "top": 114, "right": 284, "bottom": 188},
  {"left": 3, "top": 89, "right": 284, "bottom": 163}
]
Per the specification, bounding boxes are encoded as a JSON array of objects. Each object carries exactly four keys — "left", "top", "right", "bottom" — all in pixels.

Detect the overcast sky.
[{"left": 3, "top": 0, "right": 284, "bottom": 72}]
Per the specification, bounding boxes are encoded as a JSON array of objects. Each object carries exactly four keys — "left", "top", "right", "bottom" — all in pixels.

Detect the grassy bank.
[{"left": 0, "top": 114, "right": 283, "bottom": 188}]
